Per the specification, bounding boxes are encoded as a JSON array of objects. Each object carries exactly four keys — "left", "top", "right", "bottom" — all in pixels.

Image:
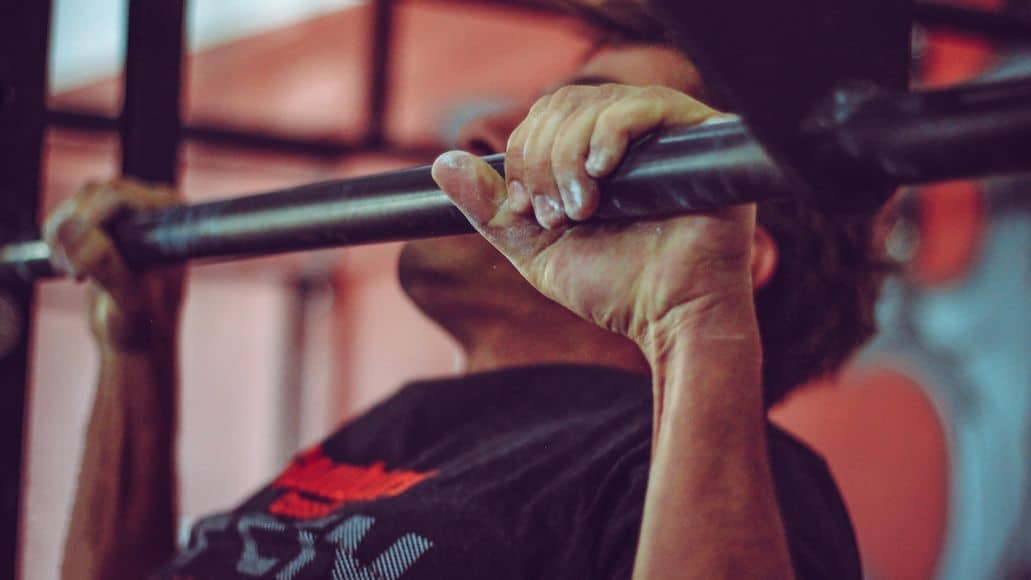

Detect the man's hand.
[
  {"left": 44, "top": 178, "right": 184, "bottom": 352},
  {"left": 430, "top": 84, "right": 753, "bottom": 352}
]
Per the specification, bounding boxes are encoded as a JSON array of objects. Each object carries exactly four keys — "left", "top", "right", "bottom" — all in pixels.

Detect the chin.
[{"left": 398, "top": 234, "right": 500, "bottom": 297}]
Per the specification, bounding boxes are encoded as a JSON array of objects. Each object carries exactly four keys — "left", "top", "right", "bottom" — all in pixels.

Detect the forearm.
[
  {"left": 62, "top": 339, "right": 179, "bottom": 580},
  {"left": 633, "top": 294, "right": 793, "bottom": 580}
]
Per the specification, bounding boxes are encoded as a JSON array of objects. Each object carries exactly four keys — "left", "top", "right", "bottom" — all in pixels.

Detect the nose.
[{"left": 455, "top": 108, "right": 524, "bottom": 156}]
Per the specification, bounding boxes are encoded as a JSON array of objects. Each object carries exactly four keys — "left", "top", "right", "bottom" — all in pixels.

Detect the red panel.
[{"left": 772, "top": 369, "right": 949, "bottom": 580}]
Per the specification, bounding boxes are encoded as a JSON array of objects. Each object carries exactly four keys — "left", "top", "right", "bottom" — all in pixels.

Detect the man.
[{"left": 48, "top": 2, "right": 884, "bottom": 578}]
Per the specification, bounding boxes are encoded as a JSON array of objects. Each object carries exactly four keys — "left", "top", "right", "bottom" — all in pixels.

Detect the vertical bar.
[
  {"left": 0, "top": 1, "right": 51, "bottom": 578},
  {"left": 365, "top": 0, "right": 394, "bottom": 148},
  {"left": 276, "top": 276, "right": 310, "bottom": 466},
  {"left": 122, "top": 0, "right": 186, "bottom": 183}
]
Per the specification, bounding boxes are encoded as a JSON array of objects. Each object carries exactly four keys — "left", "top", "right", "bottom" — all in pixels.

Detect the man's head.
[{"left": 401, "top": 0, "right": 887, "bottom": 406}]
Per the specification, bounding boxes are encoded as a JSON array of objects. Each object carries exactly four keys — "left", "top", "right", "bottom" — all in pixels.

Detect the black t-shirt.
[{"left": 154, "top": 364, "right": 861, "bottom": 579}]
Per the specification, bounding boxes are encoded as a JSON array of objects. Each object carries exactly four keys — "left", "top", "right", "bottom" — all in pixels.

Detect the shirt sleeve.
[
  {"left": 593, "top": 427, "right": 863, "bottom": 580},
  {"left": 592, "top": 458, "right": 648, "bottom": 580},
  {"left": 771, "top": 427, "right": 864, "bottom": 580}
]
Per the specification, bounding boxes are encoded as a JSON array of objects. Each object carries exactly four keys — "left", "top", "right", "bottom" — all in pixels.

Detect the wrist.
[
  {"left": 643, "top": 291, "right": 764, "bottom": 420},
  {"left": 98, "top": 324, "right": 178, "bottom": 358},
  {"left": 640, "top": 290, "right": 759, "bottom": 365}
]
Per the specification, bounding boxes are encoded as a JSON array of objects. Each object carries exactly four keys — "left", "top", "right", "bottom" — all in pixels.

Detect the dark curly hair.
[{"left": 527, "top": 0, "right": 892, "bottom": 405}]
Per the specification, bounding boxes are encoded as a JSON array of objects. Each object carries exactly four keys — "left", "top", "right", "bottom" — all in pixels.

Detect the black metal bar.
[
  {"left": 0, "top": 116, "right": 788, "bottom": 279},
  {"left": 3, "top": 76, "right": 1030, "bottom": 282},
  {"left": 914, "top": 2, "right": 1031, "bottom": 42},
  {"left": 185, "top": 122, "right": 352, "bottom": 158},
  {"left": 0, "top": 0, "right": 50, "bottom": 576},
  {"left": 365, "top": 0, "right": 394, "bottom": 148},
  {"left": 807, "top": 75, "right": 1031, "bottom": 207},
  {"left": 121, "top": 0, "right": 185, "bottom": 183},
  {"left": 47, "top": 107, "right": 442, "bottom": 161}
]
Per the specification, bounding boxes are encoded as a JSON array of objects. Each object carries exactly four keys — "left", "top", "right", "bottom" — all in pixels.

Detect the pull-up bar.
[{"left": 3, "top": 75, "right": 1030, "bottom": 282}]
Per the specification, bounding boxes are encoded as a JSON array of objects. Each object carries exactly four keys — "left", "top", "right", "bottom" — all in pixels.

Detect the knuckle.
[
  {"left": 551, "top": 85, "right": 574, "bottom": 100},
  {"left": 594, "top": 107, "right": 621, "bottom": 134},
  {"left": 525, "top": 134, "right": 552, "bottom": 167},
  {"left": 528, "top": 94, "right": 552, "bottom": 115},
  {"left": 51, "top": 218, "right": 86, "bottom": 252},
  {"left": 507, "top": 117, "right": 533, "bottom": 153},
  {"left": 551, "top": 137, "right": 582, "bottom": 168},
  {"left": 551, "top": 84, "right": 585, "bottom": 102},
  {"left": 640, "top": 84, "right": 670, "bottom": 99},
  {"left": 596, "top": 83, "right": 630, "bottom": 100},
  {"left": 77, "top": 182, "right": 100, "bottom": 199}
]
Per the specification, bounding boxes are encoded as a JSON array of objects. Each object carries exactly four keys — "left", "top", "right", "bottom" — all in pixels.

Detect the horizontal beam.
[{"left": 47, "top": 108, "right": 442, "bottom": 161}]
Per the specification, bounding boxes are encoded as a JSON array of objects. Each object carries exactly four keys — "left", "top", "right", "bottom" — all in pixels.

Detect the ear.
[{"left": 751, "top": 225, "right": 778, "bottom": 290}]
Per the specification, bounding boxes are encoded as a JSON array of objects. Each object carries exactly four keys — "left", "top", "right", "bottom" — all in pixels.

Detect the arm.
[
  {"left": 634, "top": 294, "right": 792, "bottom": 579},
  {"left": 62, "top": 337, "right": 179, "bottom": 579},
  {"left": 45, "top": 180, "right": 185, "bottom": 580},
  {"left": 431, "top": 84, "right": 794, "bottom": 578}
]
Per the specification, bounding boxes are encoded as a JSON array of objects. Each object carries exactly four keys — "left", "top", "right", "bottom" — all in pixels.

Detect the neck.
[
  {"left": 463, "top": 325, "right": 650, "bottom": 375},
  {"left": 399, "top": 239, "right": 650, "bottom": 376}
]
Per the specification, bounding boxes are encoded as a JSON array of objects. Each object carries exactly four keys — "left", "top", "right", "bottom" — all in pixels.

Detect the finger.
[
  {"left": 551, "top": 106, "right": 602, "bottom": 221},
  {"left": 111, "top": 176, "right": 182, "bottom": 208},
  {"left": 433, "top": 150, "right": 555, "bottom": 265},
  {"left": 586, "top": 87, "right": 717, "bottom": 178},
  {"left": 504, "top": 122, "right": 533, "bottom": 215},
  {"left": 504, "top": 95, "right": 550, "bottom": 216},
  {"left": 63, "top": 228, "right": 136, "bottom": 303},
  {"left": 522, "top": 110, "right": 568, "bottom": 230},
  {"left": 44, "top": 184, "right": 127, "bottom": 276}
]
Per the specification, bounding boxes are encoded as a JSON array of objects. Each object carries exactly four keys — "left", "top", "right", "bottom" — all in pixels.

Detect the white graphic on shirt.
[
  {"left": 325, "top": 515, "right": 434, "bottom": 580},
  {"left": 276, "top": 530, "right": 316, "bottom": 580},
  {"left": 237, "top": 514, "right": 287, "bottom": 575},
  {"left": 168, "top": 514, "right": 231, "bottom": 568},
  {"left": 173, "top": 511, "right": 433, "bottom": 578}
]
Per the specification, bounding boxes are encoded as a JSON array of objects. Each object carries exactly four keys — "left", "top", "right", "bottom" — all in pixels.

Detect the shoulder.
[
  {"left": 592, "top": 424, "right": 862, "bottom": 580},
  {"left": 768, "top": 425, "right": 863, "bottom": 580}
]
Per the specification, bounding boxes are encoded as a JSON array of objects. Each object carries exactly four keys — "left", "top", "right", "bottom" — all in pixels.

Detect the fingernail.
[
  {"left": 585, "top": 149, "right": 608, "bottom": 177},
  {"left": 50, "top": 248, "right": 74, "bottom": 276},
  {"left": 532, "top": 195, "right": 563, "bottom": 229},
  {"left": 508, "top": 180, "right": 531, "bottom": 213},
  {"left": 436, "top": 150, "right": 469, "bottom": 172},
  {"left": 561, "top": 178, "right": 585, "bottom": 218}
]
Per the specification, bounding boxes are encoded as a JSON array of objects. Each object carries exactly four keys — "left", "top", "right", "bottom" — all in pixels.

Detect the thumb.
[
  {"left": 432, "top": 150, "right": 554, "bottom": 265},
  {"left": 431, "top": 150, "right": 508, "bottom": 227}
]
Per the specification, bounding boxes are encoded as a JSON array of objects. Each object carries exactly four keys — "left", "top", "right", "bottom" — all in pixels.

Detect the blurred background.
[{"left": 20, "top": 0, "right": 1031, "bottom": 579}]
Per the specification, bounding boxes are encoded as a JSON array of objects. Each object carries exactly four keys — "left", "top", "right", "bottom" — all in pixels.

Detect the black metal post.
[
  {"left": 0, "top": 1, "right": 51, "bottom": 577},
  {"left": 365, "top": 0, "right": 394, "bottom": 148},
  {"left": 122, "top": 0, "right": 186, "bottom": 184}
]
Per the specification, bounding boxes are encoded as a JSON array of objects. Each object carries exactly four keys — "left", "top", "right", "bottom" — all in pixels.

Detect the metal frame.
[
  {"left": 121, "top": 0, "right": 185, "bottom": 184},
  {"left": 0, "top": 2, "right": 51, "bottom": 578},
  {"left": 46, "top": 107, "right": 441, "bottom": 161},
  {"left": 366, "top": 0, "right": 394, "bottom": 148}
]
